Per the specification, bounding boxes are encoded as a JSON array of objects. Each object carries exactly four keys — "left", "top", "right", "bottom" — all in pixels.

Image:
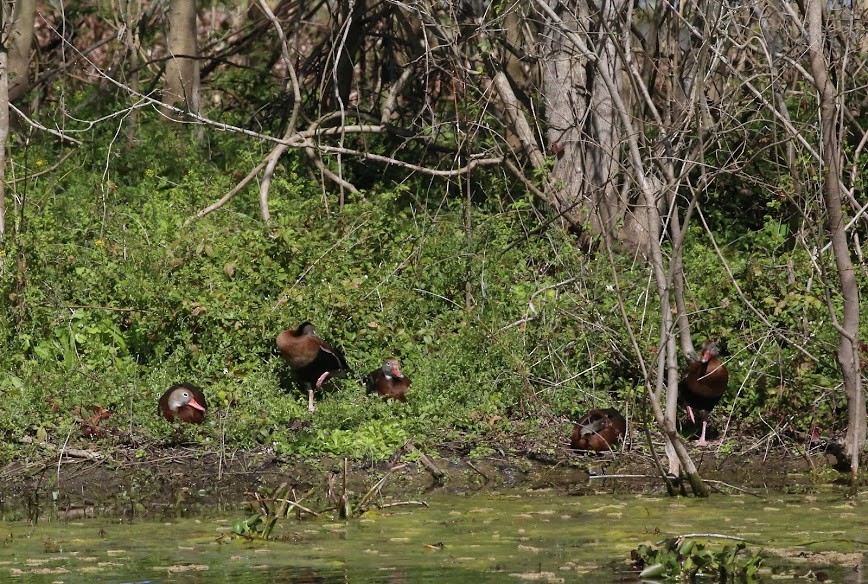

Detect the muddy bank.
[{"left": 0, "top": 436, "right": 848, "bottom": 521}]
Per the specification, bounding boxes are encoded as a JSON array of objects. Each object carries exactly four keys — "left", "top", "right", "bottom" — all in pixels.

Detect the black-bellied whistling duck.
[
  {"left": 365, "top": 357, "right": 410, "bottom": 402},
  {"left": 678, "top": 340, "right": 729, "bottom": 446},
  {"left": 276, "top": 322, "right": 348, "bottom": 412},
  {"left": 159, "top": 382, "right": 208, "bottom": 424},
  {"left": 570, "top": 408, "right": 626, "bottom": 451}
]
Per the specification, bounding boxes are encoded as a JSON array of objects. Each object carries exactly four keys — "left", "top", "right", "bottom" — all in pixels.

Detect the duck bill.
[{"left": 187, "top": 397, "right": 206, "bottom": 412}]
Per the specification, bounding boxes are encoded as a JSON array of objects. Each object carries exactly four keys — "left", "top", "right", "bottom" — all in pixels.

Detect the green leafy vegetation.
[
  {"left": 0, "top": 111, "right": 864, "bottom": 465},
  {"left": 630, "top": 538, "right": 764, "bottom": 582}
]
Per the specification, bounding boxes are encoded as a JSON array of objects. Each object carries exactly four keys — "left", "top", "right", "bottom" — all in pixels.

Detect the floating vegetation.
[{"left": 629, "top": 537, "right": 763, "bottom": 581}]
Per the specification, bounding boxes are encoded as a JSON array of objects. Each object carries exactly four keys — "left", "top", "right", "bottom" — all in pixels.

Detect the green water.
[{"left": 0, "top": 489, "right": 865, "bottom": 582}]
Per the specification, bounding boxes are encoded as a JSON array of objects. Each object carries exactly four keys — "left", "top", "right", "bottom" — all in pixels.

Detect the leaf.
[{"left": 639, "top": 563, "right": 666, "bottom": 578}]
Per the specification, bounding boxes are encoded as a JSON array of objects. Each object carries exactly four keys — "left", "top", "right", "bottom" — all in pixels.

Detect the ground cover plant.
[
  {"left": 0, "top": 1, "right": 865, "bottom": 484},
  {"left": 0, "top": 114, "right": 863, "bottom": 469}
]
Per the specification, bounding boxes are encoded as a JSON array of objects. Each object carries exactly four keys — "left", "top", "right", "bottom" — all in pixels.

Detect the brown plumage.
[
  {"left": 276, "top": 322, "right": 348, "bottom": 412},
  {"left": 159, "top": 382, "right": 208, "bottom": 424},
  {"left": 570, "top": 408, "right": 626, "bottom": 451},
  {"left": 678, "top": 340, "right": 729, "bottom": 446},
  {"left": 365, "top": 357, "right": 410, "bottom": 402}
]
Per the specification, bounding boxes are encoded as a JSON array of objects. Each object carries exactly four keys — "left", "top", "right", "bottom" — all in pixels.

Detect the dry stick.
[
  {"left": 465, "top": 461, "right": 489, "bottom": 483},
  {"left": 589, "top": 473, "right": 662, "bottom": 479},
  {"left": 357, "top": 463, "right": 409, "bottom": 511},
  {"left": 218, "top": 408, "right": 226, "bottom": 481},
  {"left": 187, "top": 160, "right": 268, "bottom": 223},
  {"left": 20, "top": 435, "right": 105, "bottom": 461},
  {"left": 379, "top": 501, "right": 429, "bottom": 509},
  {"left": 406, "top": 443, "right": 446, "bottom": 482},
  {"left": 274, "top": 497, "right": 320, "bottom": 517},
  {"left": 56, "top": 428, "right": 74, "bottom": 487},
  {"left": 10, "top": 104, "right": 83, "bottom": 145},
  {"left": 340, "top": 457, "right": 349, "bottom": 519},
  {"left": 254, "top": 0, "right": 304, "bottom": 222},
  {"left": 599, "top": 211, "right": 676, "bottom": 495},
  {"left": 700, "top": 480, "right": 763, "bottom": 498},
  {"left": 664, "top": 533, "right": 758, "bottom": 545},
  {"left": 7, "top": 148, "right": 78, "bottom": 183}
]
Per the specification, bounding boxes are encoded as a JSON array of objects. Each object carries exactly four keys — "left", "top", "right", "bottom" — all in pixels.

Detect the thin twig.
[
  {"left": 274, "top": 498, "right": 320, "bottom": 517},
  {"left": 662, "top": 533, "right": 759, "bottom": 544},
  {"left": 378, "top": 501, "right": 429, "bottom": 509},
  {"left": 701, "top": 479, "right": 763, "bottom": 498}
]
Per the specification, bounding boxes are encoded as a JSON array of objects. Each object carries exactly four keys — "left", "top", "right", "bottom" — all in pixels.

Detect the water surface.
[{"left": 1, "top": 488, "right": 865, "bottom": 582}]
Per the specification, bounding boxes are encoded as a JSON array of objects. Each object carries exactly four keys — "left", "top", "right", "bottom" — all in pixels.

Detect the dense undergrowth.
[{"left": 0, "top": 118, "right": 864, "bottom": 464}]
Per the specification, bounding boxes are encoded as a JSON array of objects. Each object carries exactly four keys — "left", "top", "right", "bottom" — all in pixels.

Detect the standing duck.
[
  {"left": 678, "top": 340, "right": 729, "bottom": 446},
  {"left": 159, "top": 382, "right": 208, "bottom": 424},
  {"left": 570, "top": 408, "right": 626, "bottom": 451},
  {"left": 276, "top": 322, "right": 348, "bottom": 412},
  {"left": 365, "top": 357, "right": 411, "bottom": 402}
]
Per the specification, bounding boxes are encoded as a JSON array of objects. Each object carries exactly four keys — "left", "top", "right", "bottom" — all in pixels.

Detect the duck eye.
[{"left": 182, "top": 392, "right": 189, "bottom": 398}]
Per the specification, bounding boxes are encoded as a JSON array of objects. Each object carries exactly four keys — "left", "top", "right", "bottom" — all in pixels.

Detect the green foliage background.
[{"left": 0, "top": 112, "right": 864, "bottom": 463}]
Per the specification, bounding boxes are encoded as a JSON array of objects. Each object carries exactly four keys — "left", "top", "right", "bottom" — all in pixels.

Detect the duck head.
[
  {"left": 382, "top": 357, "right": 404, "bottom": 379},
  {"left": 699, "top": 341, "right": 720, "bottom": 364},
  {"left": 168, "top": 387, "right": 206, "bottom": 413}
]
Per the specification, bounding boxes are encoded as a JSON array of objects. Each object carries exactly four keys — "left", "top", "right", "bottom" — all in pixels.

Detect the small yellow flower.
[
  {"left": 95, "top": 239, "right": 105, "bottom": 247},
  {"left": 36, "top": 160, "right": 46, "bottom": 167},
  {"left": 145, "top": 168, "right": 155, "bottom": 177}
]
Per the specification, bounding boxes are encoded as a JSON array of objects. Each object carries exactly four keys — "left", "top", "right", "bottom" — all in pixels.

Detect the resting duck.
[
  {"left": 365, "top": 357, "right": 410, "bottom": 402},
  {"left": 678, "top": 340, "right": 729, "bottom": 446},
  {"left": 570, "top": 408, "right": 626, "bottom": 451},
  {"left": 159, "top": 382, "right": 208, "bottom": 424},
  {"left": 276, "top": 322, "right": 348, "bottom": 412}
]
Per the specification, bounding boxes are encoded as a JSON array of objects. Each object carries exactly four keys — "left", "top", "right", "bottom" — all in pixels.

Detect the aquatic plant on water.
[{"left": 629, "top": 537, "right": 763, "bottom": 582}]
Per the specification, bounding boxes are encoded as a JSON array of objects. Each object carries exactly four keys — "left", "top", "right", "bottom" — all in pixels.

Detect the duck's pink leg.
[
  {"left": 697, "top": 421, "right": 708, "bottom": 447},
  {"left": 686, "top": 405, "right": 696, "bottom": 423},
  {"left": 308, "top": 389, "right": 316, "bottom": 413}
]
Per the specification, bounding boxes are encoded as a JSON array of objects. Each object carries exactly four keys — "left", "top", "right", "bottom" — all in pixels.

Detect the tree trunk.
[
  {"left": 121, "top": 0, "right": 143, "bottom": 148},
  {"left": 805, "top": 0, "right": 864, "bottom": 490},
  {"left": 541, "top": 0, "right": 650, "bottom": 253},
  {"left": 0, "top": 20, "right": 8, "bottom": 238},
  {"left": 7, "top": 0, "right": 35, "bottom": 103},
  {"left": 162, "top": 0, "right": 199, "bottom": 116},
  {"left": 323, "top": 0, "right": 365, "bottom": 111}
]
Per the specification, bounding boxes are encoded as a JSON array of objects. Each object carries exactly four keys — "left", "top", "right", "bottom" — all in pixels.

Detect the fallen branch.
[
  {"left": 701, "top": 479, "right": 763, "bottom": 498},
  {"left": 406, "top": 443, "right": 446, "bottom": 482},
  {"left": 378, "top": 501, "right": 429, "bottom": 509},
  {"left": 588, "top": 473, "right": 664, "bottom": 479},
  {"left": 663, "top": 533, "right": 756, "bottom": 544},
  {"left": 20, "top": 435, "right": 105, "bottom": 460},
  {"left": 273, "top": 497, "right": 320, "bottom": 517}
]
